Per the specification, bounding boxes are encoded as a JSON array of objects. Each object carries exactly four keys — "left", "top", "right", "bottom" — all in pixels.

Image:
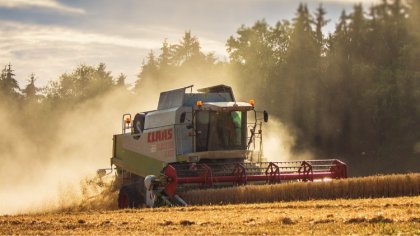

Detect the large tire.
[{"left": 118, "top": 186, "right": 142, "bottom": 209}]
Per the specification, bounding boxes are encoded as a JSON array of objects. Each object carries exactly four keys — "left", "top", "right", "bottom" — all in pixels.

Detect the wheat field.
[
  {"left": 181, "top": 173, "right": 420, "bottom": 205},
  {"left": 1, "top": 196, "right": 419, "bottom": 235},
  {"left": 1, "top": 173, "right": 419, "bottom": 235}
]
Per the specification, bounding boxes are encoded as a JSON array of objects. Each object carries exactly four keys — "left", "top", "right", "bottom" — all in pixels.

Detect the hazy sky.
[{"left": 0, "top": 0, "right": 380, "bottom": 88}]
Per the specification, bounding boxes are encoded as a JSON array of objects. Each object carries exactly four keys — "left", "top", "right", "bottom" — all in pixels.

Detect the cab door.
[{"left": 175, "top": 108, "right": 193, "bottom": 155}]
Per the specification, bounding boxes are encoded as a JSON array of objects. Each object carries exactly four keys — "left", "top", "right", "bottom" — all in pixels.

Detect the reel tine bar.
[
  {"left": 163, "top": 159, "right": 347, "bottom": 196},
  {"left": 265, "top": 162, "right": 281, "bottom": 184}
]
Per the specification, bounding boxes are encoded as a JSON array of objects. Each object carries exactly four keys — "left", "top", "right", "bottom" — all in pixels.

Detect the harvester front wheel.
[{"left": 118, "top": 186, "right": 141, "bottom": 208}]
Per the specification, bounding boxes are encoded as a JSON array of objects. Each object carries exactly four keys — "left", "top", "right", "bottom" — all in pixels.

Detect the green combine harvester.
[{"left": 102, "top": 85, "right": 347, "bottom": 208}]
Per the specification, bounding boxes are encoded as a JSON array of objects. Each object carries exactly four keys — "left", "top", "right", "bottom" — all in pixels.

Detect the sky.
[{"left": 0, "top": 0, "right": 381, "bottom": 88}]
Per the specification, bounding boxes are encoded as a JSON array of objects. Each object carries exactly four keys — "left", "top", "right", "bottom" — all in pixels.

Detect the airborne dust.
[{"left": 0, "top": 89, "right": 138, "bottom": 214}]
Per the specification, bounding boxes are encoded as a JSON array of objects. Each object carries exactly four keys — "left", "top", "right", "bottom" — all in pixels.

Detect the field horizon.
[{"left": 1, "top": 195, "right": 418, "bottom": 235}]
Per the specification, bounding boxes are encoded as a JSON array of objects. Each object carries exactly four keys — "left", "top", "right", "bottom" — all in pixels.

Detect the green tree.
[
  {"left": 0, "top": 64, "right": 20, "bottom": 99},
  {"left": 22, "top": 73, "right": 41, "bottom": 101},
  {"left": 227, "top": 20, "right": 278, "bottom": 106},
  {"left": 134, "top": 50, "right": 159, "bottom": 92},
  {"left": 44, "top": 63, "right": 114, "bottom": 105},
  {"left": 158, "top": 39, "right": 172, "bottom": 68},
  {"left": 314, "top": 4, "right": 329, "bottom": 55},
  {"left": 115, "top": 73, "right": 127, "bottom": 88},
  {"left": 284, "top": 4, "right": 320, "bottom": 149},
  {"left": 134, "top": 32, "right": 223, "bottom": 95},
  {"left": 171, "top": 31, "right": 203, "bottom": 66},
  {"left": 87, "top": 63, "right": 114, "bottom": 97}
]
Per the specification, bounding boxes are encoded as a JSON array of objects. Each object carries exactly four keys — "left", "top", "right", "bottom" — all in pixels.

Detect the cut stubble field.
[{"left": 1, "top": 196, "right": 419, "bottom": 235}]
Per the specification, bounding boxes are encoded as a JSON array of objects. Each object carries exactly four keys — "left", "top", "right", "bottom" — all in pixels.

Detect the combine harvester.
[{"left": 103, "top": 85, "right": 347, "bottom": 208}]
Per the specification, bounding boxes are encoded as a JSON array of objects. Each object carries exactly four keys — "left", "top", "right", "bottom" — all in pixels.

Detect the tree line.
[{"left": 1, "top": 0, "right": 419, "bottom": 175}]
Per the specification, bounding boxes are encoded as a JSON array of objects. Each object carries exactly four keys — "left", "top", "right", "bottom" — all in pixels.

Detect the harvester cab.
[{"left": 109, "top": 85, "right": 347, "bottom": 208}]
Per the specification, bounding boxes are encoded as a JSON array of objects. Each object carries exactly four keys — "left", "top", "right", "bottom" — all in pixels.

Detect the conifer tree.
[
  {"left": 22, "top": 73, "right": 40, "bottom": 101},
  {"left": 159, "top": 39, "right": 172, "bottom": 68},
  {"left": 115, "top": 73, "right": 127, "bottom": 88},
  {"left": 134, "top": 50, "right": 159, "bottom": 91},
  {"left": 172, "top": 31, "right": 202, "bottom": 66},
  {"left": 0, "top": 64, "right": 20, "bottom": 98},
  {"left": 314, "top": 4, "right": 329, "bottom": 55}
]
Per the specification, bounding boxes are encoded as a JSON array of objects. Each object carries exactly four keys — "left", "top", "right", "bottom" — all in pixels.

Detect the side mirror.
[{"left": 263, "top": 110, "right": 269, "bottom": 122}]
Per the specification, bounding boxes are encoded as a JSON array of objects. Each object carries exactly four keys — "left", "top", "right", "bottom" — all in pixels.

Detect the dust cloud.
[
  {"left": 0, "top": 89, "right": 156, "bottom": 215},
  {"left": 262, "top": 117, "right": 313, "bottom": 162}
]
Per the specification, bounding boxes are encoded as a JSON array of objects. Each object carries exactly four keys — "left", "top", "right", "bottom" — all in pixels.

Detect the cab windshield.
[{"left": 195, "top": 110, "right": 247, "bottom": 151}]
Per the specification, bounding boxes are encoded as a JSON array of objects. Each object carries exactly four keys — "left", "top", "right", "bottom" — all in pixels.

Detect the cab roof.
[{"left": 157, "top": 85, "right": 236, "bottom": 110}]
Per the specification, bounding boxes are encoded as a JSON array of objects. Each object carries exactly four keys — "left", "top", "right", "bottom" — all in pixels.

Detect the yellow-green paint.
[{"left": 112, "top": 134, "right": 166, "bottom": 177}]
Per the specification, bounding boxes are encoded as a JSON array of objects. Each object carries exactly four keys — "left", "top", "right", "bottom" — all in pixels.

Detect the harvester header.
[{"left": 105, "top": 85, "right": 347, "bottom": 208}]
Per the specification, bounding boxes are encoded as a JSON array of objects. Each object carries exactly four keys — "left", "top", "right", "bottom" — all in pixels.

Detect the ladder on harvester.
[{"left": 247, "top": 121, "right": 263, "bottom": 162}]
